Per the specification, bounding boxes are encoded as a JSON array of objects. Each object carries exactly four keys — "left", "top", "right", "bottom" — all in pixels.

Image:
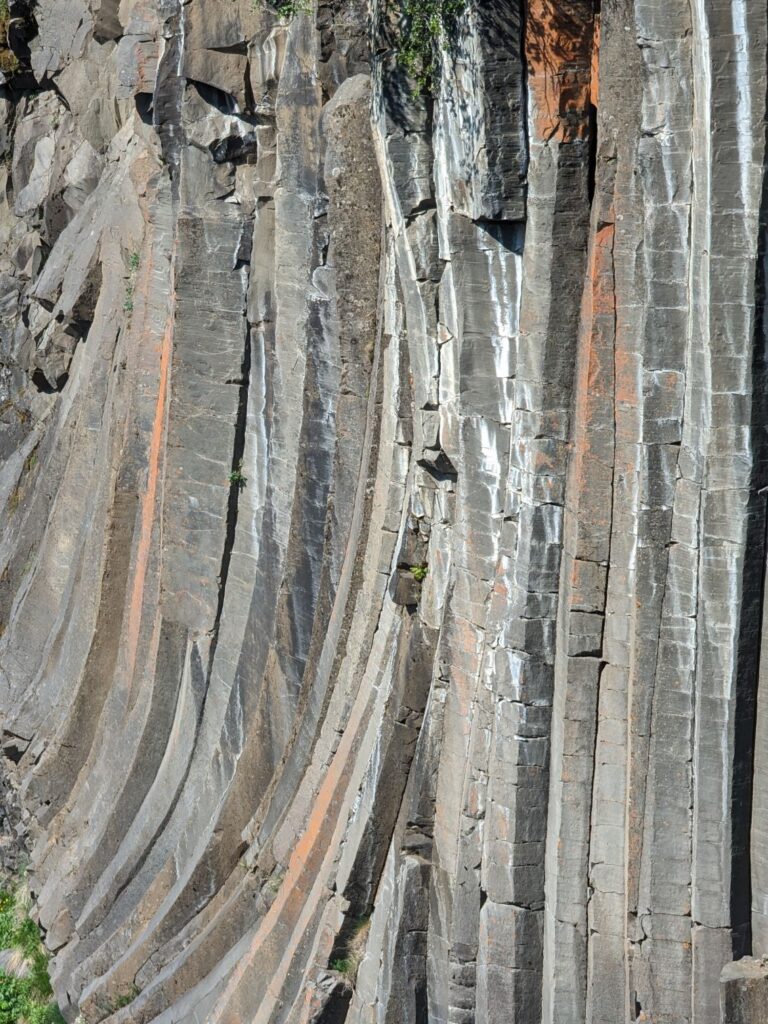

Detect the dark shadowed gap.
[
  {"left": 31, "top": 368, "right": 66, "bottom": 393},
  {"left": 314, "top": 985, "right": 352, "bottom": 1024},
  {"left": 209, "top": 325, "right": 252, "bottom": 671},
  {"left": 731, "top": 119, "right": 768, "bottom": 959},
  {"left": 135, "top": 93, "right": 154, "bottom": 125},
  {"left": 587, "top": 103, "right": 597, "bottom": 203}
]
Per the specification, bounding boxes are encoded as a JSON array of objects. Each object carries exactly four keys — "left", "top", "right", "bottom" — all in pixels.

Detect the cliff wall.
[{"left": 0, "top": 1, "right": 767, "bottom": 1022}]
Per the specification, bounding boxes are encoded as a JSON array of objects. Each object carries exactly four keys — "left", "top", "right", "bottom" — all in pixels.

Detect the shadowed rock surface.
[
  {"left": 0, "top": 0, "right": 767, "bottom": 1022},
  {"left": 722, "top": 960, "right": 768, "bottom": 1024}
]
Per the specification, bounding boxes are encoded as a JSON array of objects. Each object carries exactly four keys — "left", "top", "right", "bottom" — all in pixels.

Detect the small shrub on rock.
[
  {"left": 228, "top": 462, "right": 247, "bottom": 489},
  {"left": 391, "top": 0, "right": 467, "bottom": 94}
]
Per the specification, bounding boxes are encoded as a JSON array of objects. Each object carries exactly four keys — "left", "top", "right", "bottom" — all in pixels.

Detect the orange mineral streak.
[
  {"left": 212, "top": 664, "right": 376, "bottom": 1021},
  {"left": 589, "top": 221, "right": 617, "bottom": 320},
  {"left": 525, "top": 0, "right": 596, "bottom": 143},
  {"left": 590, "top": 11, "right": 601, "bottom": 108},
  {"left": 571, "top": 215, "right": 616, "bottom": 516},
  {"left": 124, "top": 256, "right": 175, "bottom": 691}
]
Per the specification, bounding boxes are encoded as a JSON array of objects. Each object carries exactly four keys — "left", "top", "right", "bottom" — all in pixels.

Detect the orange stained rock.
[
  {"left": 210, "top": 638, "right": 381, "bottom": 1022},
  {"left": 525, "top": 0, "right": 597, "bottom": 143},
  {"left": 572, "top": 218, "right": 616, "bottom": 472},
  {"left": 125, "top": 247, "right": 174, "bottom": 694},
  {"left": 590, "top": 11, "right": 601, "bottom": 108},
  {"left": 589, "top": 222, "right": 616, "bottom": 320},
  {"left": 533, "top": 446, "right": 557, "bottom": 473}
]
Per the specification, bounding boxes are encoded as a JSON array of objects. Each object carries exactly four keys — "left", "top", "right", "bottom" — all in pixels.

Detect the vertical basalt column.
[
  {"left": 689, "top": 1, "right": 768, "bottom": 1018},
  {"left": 745, "top": 0, "right": 768, "bottom": 972},
  {"left": 521, "top": 3, "right": 600, "bottom": 1022},
  {"left": 431, "top": 4, "right": 533, "bottom": 1023},
  {"left": 753, "top": 242, "right": 768, "bottom": 956},
  {"left": 613, "top": 1, "right": 695, "bottom": 1021}
]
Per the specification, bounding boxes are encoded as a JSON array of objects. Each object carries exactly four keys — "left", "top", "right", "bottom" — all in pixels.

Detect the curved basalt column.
[{"left": 0, "top": 2, "right": 767, "bottom": 1023}]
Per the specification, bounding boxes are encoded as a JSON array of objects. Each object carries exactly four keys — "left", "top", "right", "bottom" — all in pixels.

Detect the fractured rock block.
[{"left": 722, "top": 959, "right": 768, "bottom": 1024}]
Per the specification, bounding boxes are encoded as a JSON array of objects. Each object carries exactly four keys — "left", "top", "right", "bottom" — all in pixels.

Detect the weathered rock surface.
[
  {"left": 722, "top": 960, "right": 768, "bottom": 1024},
  {"left": 0, "top": 0, "right": 767, "bottom": 1022}
]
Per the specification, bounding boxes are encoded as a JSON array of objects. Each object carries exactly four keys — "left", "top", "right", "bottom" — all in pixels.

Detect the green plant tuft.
[
  {"left": 409, "top": 563, "right": 428, "bottom": 582},
  {"left": 250, "top": 0, "right": 312, "bottom": 17},
  {"left": 389, "top": 0, "right": 466, "bottom": 95},
  {"left": 264, "top": 869, "right": 285, "bottom": 895},
  {"left": 228, "top": 462, "right": 247, "bottom": 489},
  {"left": 328, "top": 916, "right": 371, "bottom": 986},
  {"left": 114, "top": 985, "right": 140, "bottom": 1010},
  {"left": 124, "top": 247, "right": 141, "bottom": 317}
]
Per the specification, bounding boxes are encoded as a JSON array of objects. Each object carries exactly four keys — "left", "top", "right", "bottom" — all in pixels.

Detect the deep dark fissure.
[
  {"left": 731, "top": 141, "right": 768, "bottom": 959},
  {"left": 210, "top": 323, "right": 252, "bottom": 665}
]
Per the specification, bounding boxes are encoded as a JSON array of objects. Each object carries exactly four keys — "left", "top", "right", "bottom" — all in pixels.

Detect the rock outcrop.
[
  {"left": 0, "top": 1, "right": 767, "bottom": 1022},
  {"left": 722, "top": 959, "right": 768, "bottom": 1024}
]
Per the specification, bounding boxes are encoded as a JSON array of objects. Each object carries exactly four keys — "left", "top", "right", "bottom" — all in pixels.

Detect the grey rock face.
[
  {"left": 722, "top": 960, "right": 768, "bottom": 1024},
  {"left": 0, "top": 1, "right": 767, "bottom": 1023}
]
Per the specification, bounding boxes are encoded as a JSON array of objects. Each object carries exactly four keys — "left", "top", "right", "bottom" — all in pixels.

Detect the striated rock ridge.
[{"left": 0, "top": 1, "right": 767, "bottom": 1022}]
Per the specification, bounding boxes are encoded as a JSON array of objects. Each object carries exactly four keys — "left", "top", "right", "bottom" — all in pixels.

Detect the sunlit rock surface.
[{"left": 1, "top": 1, "right": 768, "bottom": 1022}]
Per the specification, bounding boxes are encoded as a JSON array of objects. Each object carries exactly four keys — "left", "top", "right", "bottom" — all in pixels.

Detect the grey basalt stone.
[
  {"left": 436, "top": 0, "right": 526, "bottom": 221},
  {"left": 722, "top": 959, "right": 768, "bottom": 1024},
  {"left": 0, "top": 1, "right": 768, "bottom": 1023}
]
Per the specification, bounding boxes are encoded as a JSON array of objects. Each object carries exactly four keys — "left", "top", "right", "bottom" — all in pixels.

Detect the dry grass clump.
[
  {"left": 330, "top": 917, "right": 371, "bottom": 985},
  {"left": 0, "top": 1, "right": 20, "bottom": 75}
]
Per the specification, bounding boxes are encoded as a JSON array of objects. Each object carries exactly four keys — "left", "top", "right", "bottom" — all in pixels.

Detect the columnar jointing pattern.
[{"left": 0, "top": 1, "right": 767, "bottom": 1022}]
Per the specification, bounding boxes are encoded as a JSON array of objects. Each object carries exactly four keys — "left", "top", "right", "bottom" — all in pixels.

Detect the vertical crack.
[
  {"left": 730, "top": 150, "right": 768, "bottom": 958},
  {"left": 99, "top": 317, "right": 255, "bottom": 947},
  {"left": 154, "top": 0, "right": 187, "bottom": 189},
  {"left": 209, "top": 323, "right": 252, "bottom": 670}
]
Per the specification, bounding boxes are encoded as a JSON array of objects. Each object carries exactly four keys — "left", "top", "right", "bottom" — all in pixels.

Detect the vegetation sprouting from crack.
[
  {"left": 124, "top": 250, "right": 140, "bottom": 315},
  {"left": 252, "top": 0, "right": 467, "bottom": 94},
  {"left": 329, "top": 917, "right": 371, "bottom": 986},
  {"left": 249, "top": 0, "right": 312, "bottom": 16},
  {"left": 228, "top": 461, "right": 247, "bottom": 489},
  {"left": 388, "top": 0, "right": 467, "bottom": 94},
  {"left": 0, "top": 0, "right": 19, "bottom": 75},
  {"left": 97, "top": 985, "right": 141, "bottom": 1016}
]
